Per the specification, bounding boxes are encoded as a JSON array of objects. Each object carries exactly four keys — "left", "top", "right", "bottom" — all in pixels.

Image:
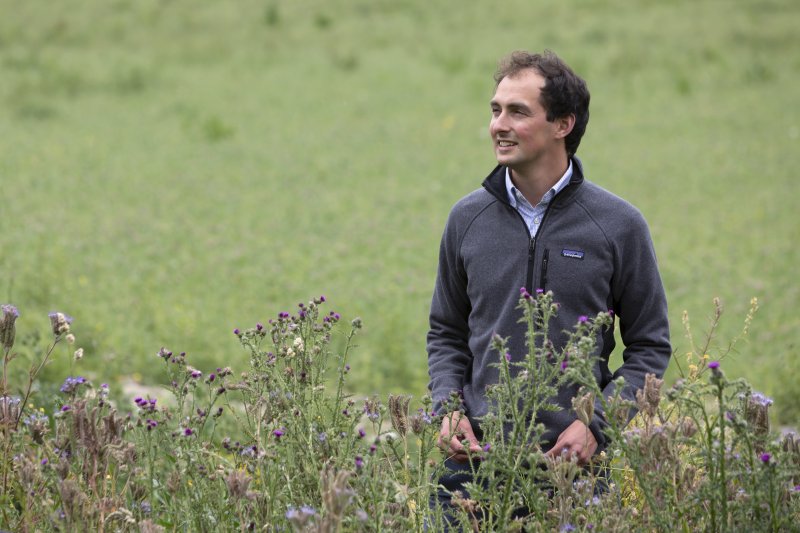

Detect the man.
[{"left": 427, "top": 50, "right": 671, "bottom": 505}]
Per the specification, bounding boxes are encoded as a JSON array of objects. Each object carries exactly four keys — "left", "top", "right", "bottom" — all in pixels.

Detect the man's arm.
[
  {"left": 589, "top": 209, "right": 672, "bottom": 449},
  {"left": 427, "top": 213, "right": 473, "bottom": 415}
]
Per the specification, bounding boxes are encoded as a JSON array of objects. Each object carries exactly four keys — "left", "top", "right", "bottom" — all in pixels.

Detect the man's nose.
[{"left": 491, "top": 111, "right": 509, "bottom": 133}]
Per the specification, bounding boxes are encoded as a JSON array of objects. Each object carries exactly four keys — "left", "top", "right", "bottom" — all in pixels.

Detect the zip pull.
[{"left": 540, "top": 248, "right": 550, "bottom": 291}]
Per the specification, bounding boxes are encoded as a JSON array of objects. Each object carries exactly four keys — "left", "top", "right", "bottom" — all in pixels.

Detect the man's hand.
[
  {"left": 545, "top": 419, "right": 598, "bottom": 466},
  {"left": 438, "top": 411, "right": 482, "bottom": 463}
]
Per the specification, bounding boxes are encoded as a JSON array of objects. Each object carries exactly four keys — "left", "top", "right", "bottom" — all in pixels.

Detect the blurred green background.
[{"left": 1, "top": 0, "right": 798, "bottom": 422}]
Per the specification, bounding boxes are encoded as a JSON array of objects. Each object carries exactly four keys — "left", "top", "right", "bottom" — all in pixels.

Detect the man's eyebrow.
[{"left": 490, "top": 100, "right": 531, "bottom": 112}]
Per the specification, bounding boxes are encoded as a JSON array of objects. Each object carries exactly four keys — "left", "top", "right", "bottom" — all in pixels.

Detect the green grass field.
[{"left": 1, "top": 0, "right": 799, "bottom": 421}]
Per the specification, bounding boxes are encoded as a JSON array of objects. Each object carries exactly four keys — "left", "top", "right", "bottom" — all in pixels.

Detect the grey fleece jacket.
[{"left": 427, "top": 157, "right": 671, "bottom": 450}]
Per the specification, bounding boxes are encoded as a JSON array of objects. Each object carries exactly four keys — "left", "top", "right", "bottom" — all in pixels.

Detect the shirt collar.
[{"left": 505, "top": 160, "right": 573, "bottom": 208}]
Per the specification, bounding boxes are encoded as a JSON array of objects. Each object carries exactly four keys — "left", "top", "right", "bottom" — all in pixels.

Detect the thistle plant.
[{"left": 0, "top": 296, "right": 798, "bottom": 531}]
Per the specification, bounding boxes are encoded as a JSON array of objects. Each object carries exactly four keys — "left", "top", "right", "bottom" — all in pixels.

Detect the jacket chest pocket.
[{"left": 539, "top": 246, "right": 612, "bottom": 303}]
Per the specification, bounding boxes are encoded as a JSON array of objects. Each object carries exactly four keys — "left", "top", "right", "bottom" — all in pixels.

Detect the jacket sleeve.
[
  {"left": 590, "top": 210, "right": 671, "bottom": 448},
  {"left": 427, "top": 212, "right": 473, "bottom": 415}
]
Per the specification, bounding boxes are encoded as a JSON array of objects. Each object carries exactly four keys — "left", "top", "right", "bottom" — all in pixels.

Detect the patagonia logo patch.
[{"left": 561, "top": 249, "right": 585, "bottom": 260}]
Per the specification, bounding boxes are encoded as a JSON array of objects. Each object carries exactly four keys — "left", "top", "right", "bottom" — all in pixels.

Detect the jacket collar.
[{"left": 482, "top": 155, "right": 585, "bottom": 206}]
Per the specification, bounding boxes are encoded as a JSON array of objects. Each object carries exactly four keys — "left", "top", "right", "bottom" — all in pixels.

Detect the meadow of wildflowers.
[{"left": 1, "top": 295, "right": 799, "bottom": 531}]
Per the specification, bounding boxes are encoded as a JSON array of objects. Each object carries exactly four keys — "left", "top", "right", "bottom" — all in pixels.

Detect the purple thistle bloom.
[
  {"left": 760, "top": 452, "right": 771, "bottom": 464},
  {"left": 208, "top": 373, "right": 216, "bottom": 382},
  {"left": 256, "top": 323, "right": 263, "bottom": 331},
  {"left": 59, "top": 376, "right": 87, "bottom": 394},
  {"left": 184, "top": 427, "right": 193, "bottom": 436},
  {"left": 60, "top": 405, "right": 71, "bottom": 412},
  {"left": 273, "top": 428, "right": 285, "bottom": 439},
  {"left": 708, "top": 361, "right": 720, "bottom": 370},
  {"left": 369, "top": 444, "right": 377, "bottom": 455},
  {"left": 319, "top": 295, "right": 326, "bottom": 302},
  {"left": 483, "top": 443, "right": 491, "bottom": 452},
  {"left": 354, "top": 455, "right": 364, "bottom": 469},
  {"left": 233, "top": 328, "right": 241, "bottom": 335},
  {"left": 358, "top": 428, "right": 366, "bottom": 438},
  {"left": 793, "top": 485, "right": 800, "bottom": 492},
  {"left": 750, "top": 392, "right": 773, "bottom": 407},
  {"left": 536, "top": 288, "right": 544, "bottom": 294},
  {"left": 560, "top": 361, "right": 568, "bottom": 371},
  {"left": 190, "top": 370, "right": 202, "bottom": 379},
  {"left": 504, "top": 352, "right": 511, "bottom": 362},
  {"left": 41, "top": 458, "right": 48, "bottom": 465},
  {"left": 578, "top": 315, "right": 588, "bottom": 323}
]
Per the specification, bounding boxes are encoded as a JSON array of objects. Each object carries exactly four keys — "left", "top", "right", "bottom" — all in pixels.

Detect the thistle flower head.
[
  {"left": 225, "top": 470, "right": 252, "bottom": 501},
  {"left": 0, "top": 304, "right": 20, "bottom": 350},
  {"left": 0, "top": 395, "right": 22, "bottom": 428},
  {"left": 744, "top": 391, "right": 772, "bottom": 439},
  {"left": 636, "top": 373, "right": 663, "bottom": 418},
  {"left": 48, "top": 312, "right": 73, "bottom": 336},
  {"left": 388, "top": 394, "right": 411, "bottom": 437},
  {"left": 572, "top": 389, "right": 596, "bottom": 426}
]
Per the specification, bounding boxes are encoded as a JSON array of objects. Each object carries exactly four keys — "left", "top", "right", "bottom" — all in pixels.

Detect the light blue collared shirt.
[{"left": 505, "top": 161, "right": 573, "bottom": 237}]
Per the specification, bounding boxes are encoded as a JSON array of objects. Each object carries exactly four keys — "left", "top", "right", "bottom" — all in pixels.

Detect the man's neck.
[{"left": 509, "top": 153, "right": 570, "bottom": 206}]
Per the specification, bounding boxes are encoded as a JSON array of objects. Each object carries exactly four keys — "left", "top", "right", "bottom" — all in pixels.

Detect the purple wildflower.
[
  {"left": 369, "top": 444, "right": 377, "bottom": 455},
  {"left": 708, "top": 361, "right": 720, "bottom": 370},
  {"left": 578, "top": 315, "right": 588, "bottom": 323},
  {"left": 319, "top": 295, "right": 326, "bottom": 302},
  {"left": 504, "top": 352, "right": 511, "bottom": 362},
  {"left": 256, "top": 323, "right": 263, "bottom": 331},
  {"left": 760, "top": 452, "right": 771, "bottom": 464},
  {"left": 59, "top": 376, "right": 87, "bottom": 394},
  {"left": 190, "top": 369, "right": 202, "bottom": 379},
  {"left": 483, "top": 443, "right": 491, "bottom": 452},
  {"left": 60, "top": 405, "right": 71, "bottom": 412},
  {"left": 358, "top": 428, "right": 366, "bottom": 439},
  {"left": 536, "top": 288, "right": 544, "bottom": 294},
  {"left": 41, "top": 458, "right": 48, "bottom": 465},
  {"left": 793, "top": 485, "right": 800, "bottom": 492},
  {"left": 560, "top": 361, "right": 568, "bottom": 371},
  {"left": 184, "top": 427, "right": 193, "bottom": 436},
  {"left": 233, "top": 328, "right": 241, "bottom": 335},
  {"left": 355, "top": 455, "right": 364, "bottom": 469},
  {"left": 750, "top": 392, "right": 773, "bottom": 407},
  {"left": 273, "top": 428, "right": 285, "bottom": 439}
]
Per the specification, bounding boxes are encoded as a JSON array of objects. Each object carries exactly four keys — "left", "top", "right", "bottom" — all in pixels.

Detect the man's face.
[{"left": 489, "top": 69, "right": 564, "bottom": 171}]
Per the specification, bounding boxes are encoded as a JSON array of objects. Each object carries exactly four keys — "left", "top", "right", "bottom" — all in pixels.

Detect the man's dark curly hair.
[{"left": 494, "top": 50, "right": 590, "bottom": 155}]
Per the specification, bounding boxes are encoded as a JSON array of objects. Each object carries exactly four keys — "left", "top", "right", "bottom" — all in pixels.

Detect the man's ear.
[{"left": 554, "top": 114, "right": 576, "bottom": 140}]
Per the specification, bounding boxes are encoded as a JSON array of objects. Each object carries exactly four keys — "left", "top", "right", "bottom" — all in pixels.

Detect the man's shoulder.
[
  {"left": 448, "top": 187, "right": 496, "bottom": 218},
  {"left": 575, "top": 180, "right": 648, "bottom": 226}
]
